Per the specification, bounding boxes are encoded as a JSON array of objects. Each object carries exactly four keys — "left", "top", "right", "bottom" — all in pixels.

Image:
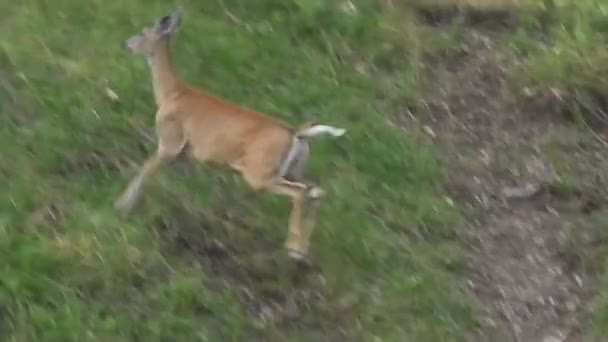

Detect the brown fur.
[{"left": 115, "top": 9, "right": 344, "bottom": 260}]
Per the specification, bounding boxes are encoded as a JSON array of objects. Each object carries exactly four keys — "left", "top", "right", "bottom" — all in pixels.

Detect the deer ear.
[{"left": 156, "top": 9, "right": 182, "bottom": 35}]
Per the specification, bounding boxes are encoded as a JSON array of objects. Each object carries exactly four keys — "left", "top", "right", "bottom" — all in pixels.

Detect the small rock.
[
  {"left": 317, "top": 274, "right": 327, "bottom": 286},
  {"left": 566, "top": 301, "right": 576, "bottom": 312},
  {"left": 340, "top": 0, "right": 357, "bottom": 15},
  {"left": 444, "top": 196, "right": 455, "bottom": 207},
  {"left": 423, "top": 125, "right": 436, "bottom": 138},
  {"left": 479, "top": 148, "right": 491, "bottom": 166},
  {"left": 546, "top": 205, "right": 559, "bottom": 216},
  {"left": 574, "top": 274, "right": 583, "bottom": 287},
  {"left": 484, "top": 317, "right": 497, "bottom": 327},
  {"left": 283, "top": 297, "right": 300, "bottom": 320},
  {"left": 542, "top": 335, "right": 563, "bottom": 342},
  {"left": 354, "top": 62, "right": 367, "bottom": 75},
  {"left": 502, "top": 183, "right": 540, "bottom": 199},
  {"left": 259, "top": 304, "right": 274, "bottom": 322},
  {"left": 525, "top": 156, "right": 558, "bottom": 184},
  {"left": 104, "top": 87, "right": 120, "bottom": 102}
]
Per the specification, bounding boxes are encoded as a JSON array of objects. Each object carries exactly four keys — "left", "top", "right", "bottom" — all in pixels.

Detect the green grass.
[
  {"left": 4, "top": 0, "right": 608, "bottom": 340},
  {"left": 1, "top": 1, "right": 474, "bottom": 341},
  {"left": 507, "top": 0, "right": 608, "bottom": 101},
  {"left": 504, "top": 0, "right": 608, "bottom": 337}
]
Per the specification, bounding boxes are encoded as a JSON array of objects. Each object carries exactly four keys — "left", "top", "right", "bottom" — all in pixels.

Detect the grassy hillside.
[
  {"left": 2, "top": 0, "right": 608, "bottom": 341},
  {"left": 1, "top": 1, "right": 473, "bottom": 341}
]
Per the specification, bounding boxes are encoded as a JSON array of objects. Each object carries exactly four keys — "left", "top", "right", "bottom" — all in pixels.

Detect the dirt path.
[{"left": 409, "top": 22, "right": 607, "bottom": 341}]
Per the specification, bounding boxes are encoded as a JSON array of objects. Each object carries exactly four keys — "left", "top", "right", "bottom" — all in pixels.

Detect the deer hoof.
[{"left": 287, "top": 248, "right": 310, "bottom": 263}]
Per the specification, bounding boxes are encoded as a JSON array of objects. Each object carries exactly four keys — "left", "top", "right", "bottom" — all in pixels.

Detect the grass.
[
  {"left": 507, "top": 0, "right": 608, "bottom": 100},
  {"left": 1, "top": 1, "right": 474, "bottom": 341},
  {"left": 403, "top": 0, "right": 539, "bottom": 10},
  {"left": 3, "top": 0, "right": 608, "bottom": 340},
  {"left": 504, "top": 0, "right": 608, "bottom": 338}
]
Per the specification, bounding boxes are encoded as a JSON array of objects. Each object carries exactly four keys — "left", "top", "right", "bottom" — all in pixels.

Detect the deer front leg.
[
  {"left": 114, "top": 149, "right": 173, "bottom": 215},
  {"left": 115, "top": 116, "right": 185, "bottom": 215}
]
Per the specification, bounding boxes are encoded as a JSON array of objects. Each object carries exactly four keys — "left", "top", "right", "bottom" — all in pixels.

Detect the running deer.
[{"left": 114, "top": 9, "right": 346, "bottom": 261}]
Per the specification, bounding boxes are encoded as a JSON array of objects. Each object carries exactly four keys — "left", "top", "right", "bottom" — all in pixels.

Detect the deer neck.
[{"left": 148, "top": 38, "right": 180, "bottom": 106}]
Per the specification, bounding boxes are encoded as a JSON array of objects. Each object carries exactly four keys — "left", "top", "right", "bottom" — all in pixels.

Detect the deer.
[{"left": 114, "top": 8, "right": 347, "bottom": 262}]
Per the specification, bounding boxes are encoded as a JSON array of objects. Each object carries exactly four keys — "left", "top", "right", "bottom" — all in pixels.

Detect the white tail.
[{"left": 296, "top": 124, "right": 347, "bottom": 138}]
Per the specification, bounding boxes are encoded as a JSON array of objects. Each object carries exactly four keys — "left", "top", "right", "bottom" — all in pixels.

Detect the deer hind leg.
[
  {"left": 296, "top": 187, "right": 325, "bottom": 258},
  {"left": 244, "top": 170, "right": 325, "bottom": 260},
  {"left": 273, "top": 139, "right": 329, "bottom": 259},
  {"left": 276, "top": 179, "right": 325, "bottom": 261},
  {"left": 282, "top": 138, "right": 310, "bottom": 182},
  {"left": 114, "top": 117, "right": 185, "bottom": 215},
  {"left": 265, "top": 179, "right": 309, "bottom": 258}
]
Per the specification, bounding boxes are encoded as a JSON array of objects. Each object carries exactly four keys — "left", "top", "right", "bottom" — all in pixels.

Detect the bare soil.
[{"left": 407, "top": 9, "right": 608, "bottom": 342}]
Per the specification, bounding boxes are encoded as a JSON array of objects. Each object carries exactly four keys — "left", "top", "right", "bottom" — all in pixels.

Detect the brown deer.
[{"left": 114, "top": 8, "right": 346, "bottom": 261}]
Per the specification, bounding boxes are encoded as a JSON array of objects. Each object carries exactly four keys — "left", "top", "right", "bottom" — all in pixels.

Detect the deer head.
[{"left": 125, "top": 9, "right": 182, "bottom": 56}]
